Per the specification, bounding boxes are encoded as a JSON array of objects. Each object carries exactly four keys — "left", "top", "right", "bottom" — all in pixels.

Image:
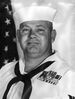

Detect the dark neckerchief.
[{"left": 3, "top": 60, "right": 55, "bottom": 99}]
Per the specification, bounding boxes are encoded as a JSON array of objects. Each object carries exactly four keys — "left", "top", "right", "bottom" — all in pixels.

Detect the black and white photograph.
[{"left": 0, "top": 0, "right": 75, "bottom": 99}]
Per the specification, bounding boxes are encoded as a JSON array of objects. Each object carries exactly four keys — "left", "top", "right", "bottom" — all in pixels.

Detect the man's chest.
[
  {"left": 10, "top": 70, "right": 68, "bottom": 99},
  {"left": 14, "top": 76, "right": 68, "bottom": 99}
]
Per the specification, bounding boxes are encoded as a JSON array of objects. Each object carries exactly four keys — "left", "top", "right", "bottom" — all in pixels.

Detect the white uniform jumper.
[{"left": 0, "top": 53, "right": 75, "bottom": 99}]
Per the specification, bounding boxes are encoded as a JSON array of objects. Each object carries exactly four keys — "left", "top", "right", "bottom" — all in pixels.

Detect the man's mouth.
[{"left": 27, "top": 40, "right": 39, "bottom": 45}]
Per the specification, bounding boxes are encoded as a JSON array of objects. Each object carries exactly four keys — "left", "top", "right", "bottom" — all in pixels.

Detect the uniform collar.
[{"left": 19, "top": 52, "right": 58, "bottom": 75}]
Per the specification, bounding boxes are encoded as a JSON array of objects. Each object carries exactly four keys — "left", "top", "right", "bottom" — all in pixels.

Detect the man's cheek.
[
  {"left": 22, "top": 35, "right": 28, "bottom": 41},
  {"left": 21, "top": 36, "right": 28, "bottom": 48},
  {"left": 41, "top": 37, "right": 47, "bottom": 47}
]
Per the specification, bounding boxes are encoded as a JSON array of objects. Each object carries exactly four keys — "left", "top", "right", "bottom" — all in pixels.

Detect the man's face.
[{"left": 17, "top": 20, "right": 52, "bottom": 58}]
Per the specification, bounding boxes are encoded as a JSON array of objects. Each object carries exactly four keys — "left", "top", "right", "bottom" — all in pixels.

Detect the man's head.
[
  {"left": 11, "top": 2, "right": 57, "bottom": 59},
  {"left": 17, "top": 20, "right": 56, "bottom": 58}
]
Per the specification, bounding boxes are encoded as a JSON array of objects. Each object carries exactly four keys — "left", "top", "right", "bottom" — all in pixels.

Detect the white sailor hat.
[{"left": 11, "top": 0, "right": 56, "bottom": 30}]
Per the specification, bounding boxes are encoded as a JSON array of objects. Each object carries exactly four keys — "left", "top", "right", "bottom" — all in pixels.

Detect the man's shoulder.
[
  {"left": 0, "top": 61, "right": 19, "bottom": 98},
  {"left": 0, "top": 61, "right": 18, "bottom": 79},
  {"left": 59, "top": 68, "right": 75, "bottom": 96}
]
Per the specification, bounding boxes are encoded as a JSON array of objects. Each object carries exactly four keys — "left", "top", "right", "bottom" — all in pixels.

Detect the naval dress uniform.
[
  {"left": 1, "top": 1, "right": 75, "bottom": 99},
  {"left": 0, "top": 52, "right": 75, "bottom": 99}
]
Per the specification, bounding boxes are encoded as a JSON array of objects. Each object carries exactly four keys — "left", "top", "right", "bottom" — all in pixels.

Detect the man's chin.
[
  {"left": 27, "top": 47, "right": 39, "bottom": 54},
  {"left": 25, "top": 47, "right": 41, "bottom": 58}
]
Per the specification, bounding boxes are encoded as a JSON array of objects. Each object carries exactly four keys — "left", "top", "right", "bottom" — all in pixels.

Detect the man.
[{"left": 0, "top": 1, "right": 75, "bottom": 99}]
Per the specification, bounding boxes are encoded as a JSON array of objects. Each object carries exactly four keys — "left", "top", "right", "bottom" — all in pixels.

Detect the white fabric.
[
  {"left": 11, "top": 2, "right": 56, "bottom": 29},
  {"left": 0, "top": 53, "right": 75, "bottom": 99}
]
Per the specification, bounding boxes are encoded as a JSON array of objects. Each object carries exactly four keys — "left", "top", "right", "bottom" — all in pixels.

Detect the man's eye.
[
  {"left": 23, "top": 29, "right": 29, "bottom": 32},
  {"left": 21, "top": 29, "right": 30, "bottom": 34},
  {"left": 37, "top": 29, "right": 45, "bottom": 33}
]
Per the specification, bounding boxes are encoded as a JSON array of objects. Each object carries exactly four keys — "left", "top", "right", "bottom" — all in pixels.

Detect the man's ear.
[
  {"left": 16, "top": 29, "right": 24, "bottom": 59},
  {"left": 16, "top": 29, "right": 20, "bottom": 42},
  {"left": 51, "top": 29, "right": 56, "bottom": 43}
]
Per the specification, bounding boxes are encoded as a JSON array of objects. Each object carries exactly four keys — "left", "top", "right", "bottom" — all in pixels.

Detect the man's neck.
[{"left": 24, "top": 53, "right": 51, "bottom": 72}]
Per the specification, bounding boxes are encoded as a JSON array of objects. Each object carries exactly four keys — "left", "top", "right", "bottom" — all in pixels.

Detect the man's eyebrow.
[
  {"left": 36, "top": 25, "right": 45, "bottom": 28},
  {"left": 20, "top": 24, "right": 30, "bottom": 29}
]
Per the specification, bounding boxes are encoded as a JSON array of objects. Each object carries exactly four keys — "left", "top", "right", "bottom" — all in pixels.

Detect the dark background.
[{"left": 0, "top": 0, "right": 18, "bottom": 68}]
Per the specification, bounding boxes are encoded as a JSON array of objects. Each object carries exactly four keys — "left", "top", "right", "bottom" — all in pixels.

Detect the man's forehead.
[{"left": 20, "top": 20, "right": 52, "bottom": 28}]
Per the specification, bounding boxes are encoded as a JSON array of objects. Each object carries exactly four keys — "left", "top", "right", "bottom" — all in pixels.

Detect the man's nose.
[{"left": 29, "top": 30, "right": 36, "bottom": 38}]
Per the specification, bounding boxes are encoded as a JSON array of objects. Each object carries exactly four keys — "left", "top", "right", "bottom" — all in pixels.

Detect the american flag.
[{"left": 0, "top": 1, "right": 18, "bottom": 69}]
